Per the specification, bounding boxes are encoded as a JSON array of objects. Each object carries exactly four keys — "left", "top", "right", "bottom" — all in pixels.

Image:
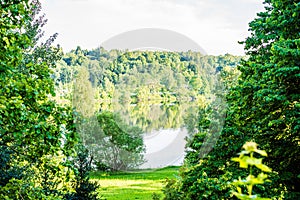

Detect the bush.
[
  {"left": 66, "top": 144, "right": 100, "bottom": 200},
  {"left": 95, "top": 161, "right": 111, "bottom": 172}
]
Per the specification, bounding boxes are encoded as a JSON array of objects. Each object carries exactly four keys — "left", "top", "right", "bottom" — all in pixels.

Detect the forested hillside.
[
  {"left": 52, "top": 48, "right": 241, "bottom": 171},
  {"left": 53, "top": 48, "right": 241, "bottom": 110}
]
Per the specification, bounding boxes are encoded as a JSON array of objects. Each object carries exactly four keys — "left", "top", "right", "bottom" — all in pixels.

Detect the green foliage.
[
  {"left": 228, "top": 0, "right": 300, "bottom": 196},
  {"left": 55, "top": 48, "right": 241, "bottom": 135},
  {"left": 0, "top": 0, "right": 78, "bottom": 198},
  {"left": 184, "top": 105, "right": 212, "bottom": 166},
  {"left": 0, "top": 146, "right": 25, "bottom": 187},
  {"left": 163, "top": 163, "right": 233, "bottom": 200},
  {"left": 65, "top": 144, "right": 100, "bottom": 200},
  {"left": 163, "top": 178, "right": 183, "bottom": 200},
  {"left": 57, "top": 48, "right": 242, "bottom": 105},
  {"left": 73, "top": 66, "right": 97, "bottom": 118},
  {"left": 163, "top": 0, "right": 299, "bottom": 199},
  {"left": 0, "top": 0, "right": 77, "bottom": 157},
  {"left": 152, "top": 192, "right": 162, "bottom": 200},
  {"left": 96, "top": 111, "right": 145, "bottom": 171},
  {"left": 230, "top": 142, "right": 272, "bottom": 200}
]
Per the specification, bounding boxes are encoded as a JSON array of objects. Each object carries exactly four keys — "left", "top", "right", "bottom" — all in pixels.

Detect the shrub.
[
  {"left": 65, "top": 144, "right": 100, "bottom": 200},
  {"left": 230, "top": 141, "right": 272, "bottom": 200}
]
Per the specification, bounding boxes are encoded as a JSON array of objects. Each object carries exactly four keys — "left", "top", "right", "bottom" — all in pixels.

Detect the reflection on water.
[
  {"left": 101, "top": 101, "right": 198, "bottom": 168},
  {"left": 106, "top": 101, "right": 198, "bottom": 132}
]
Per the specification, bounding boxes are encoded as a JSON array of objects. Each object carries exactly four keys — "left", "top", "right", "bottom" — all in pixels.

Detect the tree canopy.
[
  {"left": 0, "top": 1, "right": 84, "bottom": 199},
  {"left": 163, "top": 0, "right": 300, "bottom": 199}
]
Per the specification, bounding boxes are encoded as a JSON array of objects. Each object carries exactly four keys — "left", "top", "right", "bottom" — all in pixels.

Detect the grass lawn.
[{"left": 90, "top": 166, "right": 180, "bottom": 200}]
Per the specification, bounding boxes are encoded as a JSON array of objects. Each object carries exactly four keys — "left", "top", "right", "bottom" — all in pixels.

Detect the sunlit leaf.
[
  {"left": 255, "top": 164, "right": 272, "bottom": 172},
  {"left": 254, "top": 149, "right": 267, "bottom": 157}
]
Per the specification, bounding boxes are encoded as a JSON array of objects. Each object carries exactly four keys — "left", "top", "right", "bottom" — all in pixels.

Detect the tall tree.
[
  {"left": 0, "top": 0, "right": 77, "bottom": 198},
  {"left": 230, "top": 0, "right": 300, "bottom": 195},
  {"left": 164, "top": 0, "right": 299, "bottom": 199}
]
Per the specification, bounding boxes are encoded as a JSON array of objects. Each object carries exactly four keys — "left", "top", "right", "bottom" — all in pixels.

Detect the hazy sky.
[{"left": 42, "top": 0, "right": 265, "bottom": 55}]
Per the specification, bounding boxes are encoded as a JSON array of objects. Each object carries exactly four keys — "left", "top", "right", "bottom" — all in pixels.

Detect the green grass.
[{"left": 91, "top": 166, "right": 180, "bottom": 200}]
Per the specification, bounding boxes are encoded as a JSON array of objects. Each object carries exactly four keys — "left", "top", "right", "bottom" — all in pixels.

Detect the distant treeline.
[{"left": 53, "top": 47, "right": 242, "bottom": 107}]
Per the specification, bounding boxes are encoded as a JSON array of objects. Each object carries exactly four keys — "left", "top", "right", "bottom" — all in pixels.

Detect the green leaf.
[
  {"left": 254, "top": 149, "right": 267, "bottom": 157},
  {"left": 231, "top": 157, "right": 248, "bottom": 168},
  {"left": 3, "top": 37, "right": 10, "bottom": 46},
  {"left": 257, "top": 173, "right": 269, "bottom": 180},
  {"left": 240, "top": 158, "right": 249, "bottom": 168},
  {"left": 236, "top": 186, "right": 242, "bottom": 194},
  {"left": 255, "top": 164, "right": 272, "bottom": 172},
  {"left": 245, "top": 157, "right": 262, "bottom": 166},
  {"left": 231, "top": 157, "right": 241, "bottom": 162}
]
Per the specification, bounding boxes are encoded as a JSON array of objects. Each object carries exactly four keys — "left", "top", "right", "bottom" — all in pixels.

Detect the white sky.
[{"left": 42, "top": 0, "right": 265, "bottom": 55}]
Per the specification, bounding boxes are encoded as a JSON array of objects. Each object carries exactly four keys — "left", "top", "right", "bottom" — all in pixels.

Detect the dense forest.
[
  {"left": 54, "top": 47, "right": 242, "bottom": 103},
  {"left": 0, "top": 0, "right": 299, "bottom": 199}
]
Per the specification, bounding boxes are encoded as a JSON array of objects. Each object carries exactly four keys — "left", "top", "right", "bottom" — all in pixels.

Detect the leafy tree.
[
  {"left": 164, "top": 0, "right": 299, "bottom": 199},
  {"left": 0, "top": 0, "right": 77, "bottom": 198},
  {"left": 0, "top": 0, "right": 76, "bottom": 160},
  {"left": 184, "top": 105, "right": 212, "bottom": 166},
  {"left": 96, "top": 111, "right": 145, "bottom": 171},
  {"left": 228, "top": 0, "right": 300, "bottom": 196},
  {"left": 73, "top": 66, "right": 96, "bottom": 118}
]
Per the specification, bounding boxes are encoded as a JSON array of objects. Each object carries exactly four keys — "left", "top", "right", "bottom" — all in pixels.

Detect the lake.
[{"left": 108, "top": 102, "right": 197, "bottom": 168}]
